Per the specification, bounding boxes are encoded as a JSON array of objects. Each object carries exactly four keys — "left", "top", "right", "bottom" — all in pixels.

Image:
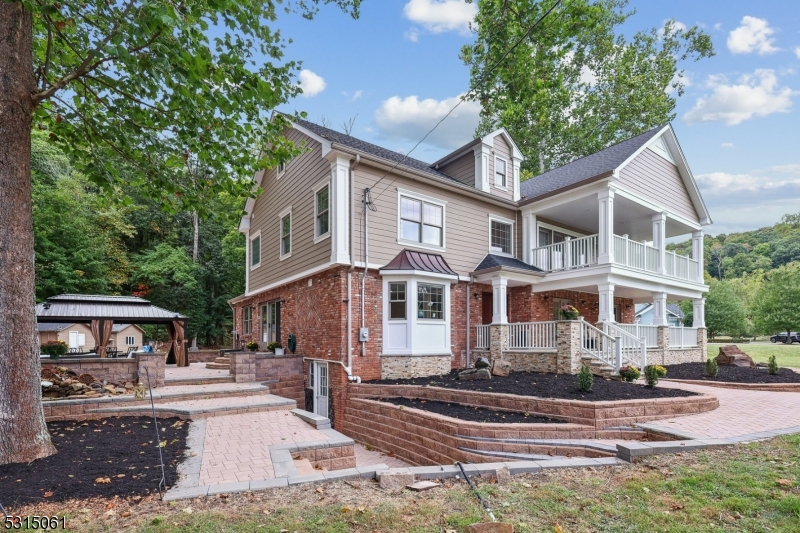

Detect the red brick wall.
[{"left": 497, "top": 286, "right": 635, "bottom": 325}]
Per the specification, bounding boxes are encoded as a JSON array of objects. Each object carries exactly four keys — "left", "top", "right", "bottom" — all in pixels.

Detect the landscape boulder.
[
  {"left": 491, "top": 359, "right": 512, "bottom": 377},
  {"left": 459, "top": 368, "right": 492, "bottom": 381},
  {"left": 378, "top": 469, "right": 414, "bottom": 490},
  {"left": 715, "top": 345, "right": 755, "bottom": 368},
  {"left": 474, "top": 356, "right": 491, "bottom": 369}
]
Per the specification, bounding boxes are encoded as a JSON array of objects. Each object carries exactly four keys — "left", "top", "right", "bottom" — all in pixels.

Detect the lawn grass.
[
  {"left": 707, "top": 342, "right": 800, "bottom": 368},
  {"left": 7, "top": 435, "right": 800, "bottom": 532}
]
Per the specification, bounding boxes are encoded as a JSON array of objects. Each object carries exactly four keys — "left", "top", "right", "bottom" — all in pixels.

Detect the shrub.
[
  {"left": 245, "top": 341, "right": 259, "bottom": 351},
  {"left": 619, "top": 365, "right": 641, "bottom": 382},
  {"left": 653, "top": 365, "right": 667, "bottom": 378},
  {"left": 768, "top": 355, "right": 779, "bottom": 375},
  {"left": 577, "top": 365, "right": 593, "bottom": 392},
  {"left": 40, "top": 340, "right": 68, "bottom": 358},
  {"left": 266, "top": 341, "right": 282, "bottom": 352},
  {"left": 705, "top": 358, "right": 719, "bottom": 377},
  {"left": 644, "top": 365, "right": 661, "bottom": 387}
]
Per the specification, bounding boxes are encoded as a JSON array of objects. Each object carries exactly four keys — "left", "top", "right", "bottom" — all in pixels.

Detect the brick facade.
[{"left": 508, "top": 286, "right": 635, "bottom": 324}]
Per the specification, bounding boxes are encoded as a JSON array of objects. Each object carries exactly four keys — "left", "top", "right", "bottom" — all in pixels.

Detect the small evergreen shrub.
[
  {"left": 577, "top": 365, "right": 593, "bottom": 392},
  {"left": 619, "top": 365, "right": 641, "bottom": 382},
  {"left": 768, "top": 355, "right": 779, "bottom": 375},
  {"left": 705, "top": 358, "right": 719, "bottom": 377},
  {"left": 644, "top": 365, "right": 661, "bottom": 387},
  {"left": 245, "top": 341, "right": 259, "bottom": 351}
]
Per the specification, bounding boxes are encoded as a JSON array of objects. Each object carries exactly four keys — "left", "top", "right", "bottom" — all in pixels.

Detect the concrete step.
[{"left": 205, "top": 362, "right": 230, "bottom": 370}]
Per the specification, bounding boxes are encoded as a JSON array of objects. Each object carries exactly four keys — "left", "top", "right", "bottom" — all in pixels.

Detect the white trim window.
[
  {"left": 277, "top": 161, "right": 286, "bottom": 179},
  {"left": 417, "top": 283, "right": 444, "bottom": 320},
  {"left": 489, "top": 216, "right": 514, "bottom": 256},
  {"left": 495, "top": 156, "right": 508, "bottom": 189},
  {"left": 250, "top": 231, "right": 262, "bottom": 268},
  {"left": 398, "top": 191, "right": 445, "bottom": 250},
  {"left": 125, "top": 335, "right": 135, "bottom": 345},
  {"left": 314, "top": 182, "right": 330, "bottom": 241},
  {"left": 279, "top": 207, "right": 292, "bottom": 260},
  {"left": 389, "top": 282, "right": 406, "bottom": 319},
  {"left": 243, "top": 307, "right": 253, "bottom": 335}
]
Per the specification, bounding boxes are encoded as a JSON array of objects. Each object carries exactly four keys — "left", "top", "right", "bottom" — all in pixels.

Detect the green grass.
[
  {"left": 16, "top": 436, "right": 800, "bottom": 532},
  {"left": 707, "top": 342, "right": 800, "bottom": 368}
]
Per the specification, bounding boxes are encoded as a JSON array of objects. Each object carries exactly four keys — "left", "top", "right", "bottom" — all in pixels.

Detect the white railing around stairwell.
[
  {"left": 615, "top": 323, "right": 659, "bottom": 348},
  {"left": 475, "top": 325, "right": 490, "bottom": 349},
  {"left": 579, "top": 320, "right": 618, "bottom": 371},
  {"left": 669, "top": 325, "right": 699, "bottom": 348},
  {"left": 531, "top": 235, "right": 598, "bottom": 272},
  {"left": 508, "top": 321, "right": 558, "bottom": 350},
  {"left": 602, "top": 322, "right": 647, "bottom": 368}
]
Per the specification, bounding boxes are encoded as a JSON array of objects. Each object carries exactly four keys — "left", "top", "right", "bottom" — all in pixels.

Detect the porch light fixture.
[
  {"left": 543, "top": 295, "right": 549, "bottom": 301},
  {"left": 473, "top": 293, "right": 480, "bottom": 300},
  {"left": 580, "top": 300, "right": 586, "bottom": 305}
]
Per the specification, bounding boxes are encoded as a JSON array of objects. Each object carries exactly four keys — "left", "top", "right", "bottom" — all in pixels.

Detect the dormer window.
[{"left": 495, "top": 157, "right": 507, "bottom": 188}]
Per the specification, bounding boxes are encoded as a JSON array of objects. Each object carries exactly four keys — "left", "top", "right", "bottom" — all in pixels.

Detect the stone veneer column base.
[
  {"left": 380, "top": 355, "right": 451, "bottom": 380},
  {"left": 557, "top": 321, "right": 582, "bottom": 374}
]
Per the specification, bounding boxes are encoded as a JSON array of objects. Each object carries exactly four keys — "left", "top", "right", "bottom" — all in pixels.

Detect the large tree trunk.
[{"left": 0, "top": 2, "right": 57, "bottom": 465}]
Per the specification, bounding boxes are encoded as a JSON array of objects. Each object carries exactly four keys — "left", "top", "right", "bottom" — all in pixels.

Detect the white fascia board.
[
  {"left": 531, "top": 263, "right": 708, "bottom": 296},
  {"left": 379, "top": 269, "right": 458, "bottom": 282},
  {"left": 471, "top": 269, "right": 544, "bottom": 285},
  {"left": 482, "top": 127, "right": 525, "bottom": 161},
  {"left": 525, "top": 180, "right": 611, "bottom": 213},
  {"left": 243, "top": 261, "right": 335, "bottom": 298}
]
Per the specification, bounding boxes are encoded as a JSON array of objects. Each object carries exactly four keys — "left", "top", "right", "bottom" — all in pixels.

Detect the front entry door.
[
  {"left": 482, "top": 292, "right": 493, "bottom": 324},
  {"left": 310, "top": 361, "right": 329, "bottom": 417},
  {"left": 261, "top": 301, "right": 280, "bottom": 344}
]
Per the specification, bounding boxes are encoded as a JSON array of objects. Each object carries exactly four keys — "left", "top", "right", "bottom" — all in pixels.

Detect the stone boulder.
[
  {"left": 491, "top": 359, "right": 512, "bottom": 377},
  {"left": 459, "top": 368, "right": 492, "bottom": 381},
  {"left": 715, "top": 345, "right": 755, "bottom": 368},
  {"left": 474, "top": 356, "right": 491, "bottom": 369}
]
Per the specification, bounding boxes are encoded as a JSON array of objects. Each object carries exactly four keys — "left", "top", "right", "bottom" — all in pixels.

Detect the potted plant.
[
  {"left": 40, "top": 340, "right": 68, "bottom": 359},
  {"left": 267, "top": 341, "right": 284, "bottom": 355},
  {"left": 559, "top": 304, "right": 580, "bottom": 320},
  {"left": 245, "top": 341, "right": 259, "bottom": 352}
]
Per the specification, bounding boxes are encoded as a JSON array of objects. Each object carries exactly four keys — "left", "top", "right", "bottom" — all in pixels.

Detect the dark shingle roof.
[
  {"left": 380, "top": 250, "right": 457, "bottom": 276},
  {"left": 37, "top": 322, "right": 73, "bottom": 332},
  {"left": 292, "top": 117, "right": 462, "bottom": 184},
  {"left": 520, "top": 126, "right": 665, "bottom": 201},
  {"left": 473, "top": 254, "right": 544, "bottom": 273},
  {"left": 667, "top": 303, "right": 685, "bottom": 319}
]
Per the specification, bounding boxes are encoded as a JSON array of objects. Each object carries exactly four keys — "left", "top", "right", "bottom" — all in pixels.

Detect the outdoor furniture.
[
  {"left": 107, "top": 347, "right": 120, "bottom": 358},
  {"left": 127, "top": 346, "right": 139, "bottom": 354}
]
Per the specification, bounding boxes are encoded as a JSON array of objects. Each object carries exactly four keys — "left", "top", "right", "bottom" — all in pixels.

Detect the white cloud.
[
  {"left": 795, "top": 46, "right": 800, "bottom": 59},
  {"left": 720, "top": 142, "right": 735, "bottom": 148},
  {"left": 298, "top": 69, "right": 326, "bottom": 97},
  {"left": 404, "top": 27, "right": 420, "bottom": 42},
  {"left": 351, "top": 90, "right": 363, "bottom": 101},
  {"left": 683, "top": 69, "right": 795, "bottom": 125},
  {"left": 714, "top": 23, "right": 722, "bottom": 31},
  {"left": 374, "top": 94, "right": 481, "bottom": 150},
  {"left": 403, "top": 0, "right": 477, "bottom": 35},
  {"left": 727, "top": 16, "right": 779, "bottom": 55}
]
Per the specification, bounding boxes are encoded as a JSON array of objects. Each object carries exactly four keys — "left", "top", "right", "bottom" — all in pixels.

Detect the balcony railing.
[{"left": 531, "top": 233, "right": 700, "bottom": 282}]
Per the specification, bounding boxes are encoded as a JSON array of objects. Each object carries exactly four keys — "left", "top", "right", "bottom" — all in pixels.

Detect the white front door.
[
  {"left": 311, "top": 361, "right": 329, "bottom": 418},
  {"left": 68, "top": 331, "right": 79, "bottom": 348}
]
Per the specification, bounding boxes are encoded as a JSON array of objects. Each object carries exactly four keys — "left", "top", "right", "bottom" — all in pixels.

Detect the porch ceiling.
[
  {"left": 537, "top": 195, "right": 697, "bottom": 241},
  {"left": 531, "top": 282, "right": 697, "bottom": 304}
]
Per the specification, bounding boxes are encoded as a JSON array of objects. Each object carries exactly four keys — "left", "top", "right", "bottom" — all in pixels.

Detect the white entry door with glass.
[
  {"left": 309, "top": 361, "right": 329, "bottom": 417},
  {"left": 261, "top": 301, "right": 280, "bottom": 344}
]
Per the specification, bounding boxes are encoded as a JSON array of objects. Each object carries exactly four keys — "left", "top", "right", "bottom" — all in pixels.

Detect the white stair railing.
[
  {"left": 475, "top": 325, "right": 490, "bottom": 349},
  {"left": 603, "top": 322, "right": 647, "bottom": 368},
  {"left": 579, "top": 319, "right": 621, "bottom": 372},
  {"left": 508, "top": 321, "right": 558, "bottom": 350}
]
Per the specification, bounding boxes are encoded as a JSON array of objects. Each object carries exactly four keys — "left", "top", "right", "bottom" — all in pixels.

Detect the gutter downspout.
[
  {"left": 361, "top": 186, "right": 369, "bottom": 358},
  {"left": 466, "top": 280, "right": 471, "bottom": 368},
  {"left": 347, "top": 155, "right": 360, "bottom": 381}
]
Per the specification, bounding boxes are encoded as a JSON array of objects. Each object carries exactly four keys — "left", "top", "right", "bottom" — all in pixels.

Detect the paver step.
[
  {"left": 86, "top": 393, "right": 295, "bottom": 419},
  {"left": 459, "top": 447, "right": 570, "bottom": 461},
  {"left": 214, "top": 357, "right": 231, "bottom": 364},
  {"left": 165, "top": 376, "right": 234, "bottom": 386},
  {"left": 205, "top": 362, "right": 229, "bottom": 370}
]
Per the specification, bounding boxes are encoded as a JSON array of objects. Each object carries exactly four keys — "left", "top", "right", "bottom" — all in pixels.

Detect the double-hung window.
[
  {"left": 495, "top": 157, "right": 507, "bottom": 188},
  {"left": 277, "top": 161, "right": 286, "bottom": 178},
  {"left": 417, "top": 283, "right": 444, "bottom": 320},
  {"left": 243, "top": 307, "right": 253, "bottom": 334},
  {"left": 125, "top": 336, "right": 135, "bottom": 345},
  {"left": 389, "top": 282, "right": 406, "bottom": 319},
  {"left": 490, "top": 218, "right": 513, "bottom": 255},
  {"left": 315, "top": 184, "right": 329, "bottom": 239},
  {"left": 280, "top": 209, "right": 292, "bottom": 259},
  {"left": 399, "top": 195, "right": 443, "bottom": 248},
  {"left": 250, "top": 232, "right": 261, "bottom": 268}
]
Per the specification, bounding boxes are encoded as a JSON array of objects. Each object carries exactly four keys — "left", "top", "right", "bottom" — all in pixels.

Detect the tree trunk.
[{"left": 0, "top": 2, "right": 57, "bottom": 464}]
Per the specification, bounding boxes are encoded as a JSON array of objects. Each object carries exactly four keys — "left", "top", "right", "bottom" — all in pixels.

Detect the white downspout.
[
  {"left": 347, "top": 155, "right": 360, "bottom": 379},
  {"left": 466, "top": 280, "right": 471, "bottom": 368},
  {"left": 361, "top": 187, "right": 369, "bottom": 358}
]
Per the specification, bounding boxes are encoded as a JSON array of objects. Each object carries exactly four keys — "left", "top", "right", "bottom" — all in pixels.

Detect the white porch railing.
[
  {"left": 475, "top": 325, "right": 490, "bottom": 349},
  {"left": 579, "top": 320, "right": 619, "bottom": 370},
  {"left": 531, "top": 235, "right": 598, "bottom": 271},
  {"left": 602, "top": 321, "right": 647, "bottom": 368},
  {"left": 613, "top": 235, "right": 658, "bottom": 272},
  {"left": 508, "top": 321, "right": 558, "bottom": 350},
  {"left": 669, "top": 325, "right": 698, "bottom": 348},
  {"left": 615, "top": 323, "right": 659, "bottom": 348},
  {"left": 664, "top": 250, "right": 700, "bottom": 281}
]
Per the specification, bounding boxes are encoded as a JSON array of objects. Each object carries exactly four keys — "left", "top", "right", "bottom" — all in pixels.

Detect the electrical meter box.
[{"left": 358, "top": 327, "right": 369, "bottom": 342}]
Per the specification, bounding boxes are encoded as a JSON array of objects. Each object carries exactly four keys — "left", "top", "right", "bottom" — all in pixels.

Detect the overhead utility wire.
[{"left": 367, "top": 0, "right": 566, "bottom": 205}]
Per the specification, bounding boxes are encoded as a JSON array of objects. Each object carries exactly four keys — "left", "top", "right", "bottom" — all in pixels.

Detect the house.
[
  {"left": 38, "top": 322, "right": 145, "bottom": 352},
  {"left": 229, "top": 117, "right": 710, "bottom": 417},
  {"left": 635, "top": 303, "right": 685, "bottom": 327}
]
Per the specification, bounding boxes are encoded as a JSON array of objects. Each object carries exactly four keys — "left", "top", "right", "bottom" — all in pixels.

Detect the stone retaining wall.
[
  {"left": 664, "top": 378, "right": 800, "bottom": 392},
  {"left": 347, "top": 383, "right": 718, "bottom": 430},
  {"left": 291, "top": 444, "right": 357, "bottom": 471},
  {"left": 188, "top": 349, "right": 222, "bottom": 363},
  {"left": 226, "top": 352, "right": 306, "bottom": 408},
  {"left": 41, "top": 352, "right": 165, "bottom": 388},
  {"left": 380, "top": 355, "right": 451, "bottom": 380}
]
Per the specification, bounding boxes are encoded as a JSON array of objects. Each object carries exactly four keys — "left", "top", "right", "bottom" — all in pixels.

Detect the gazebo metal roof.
[{"left": 36, "top": 294, "right": 186, "bottom": 324}]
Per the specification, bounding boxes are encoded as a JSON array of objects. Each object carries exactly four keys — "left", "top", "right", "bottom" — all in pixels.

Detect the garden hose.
[{"left": 456, "top": 462, "right": 497, "bottom": 522}]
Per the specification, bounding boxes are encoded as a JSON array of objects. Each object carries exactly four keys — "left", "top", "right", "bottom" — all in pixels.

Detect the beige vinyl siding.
[
  {"left": 113, "top": 325, "right": 144, "bottom": 349},
  {"left": 489, "top": 135, "right": 514, "bottom": 201},
  {"left": 249, "top": 129, "right": 332, "bottom": 291},
  {"left": 352, "top": 163, "right": 518, "bottom": 277},
  {"left": 57, "top": 323, "right": 93, "bottom": 348},
  {"left": 39, "top": 331, "right": 59, "bottom": 343},
  {"left": 617, "top": 148, "right": 700, "bottom": 223},
  {"left": 438, "top": 151, "right": 475, "bottom": 187}
]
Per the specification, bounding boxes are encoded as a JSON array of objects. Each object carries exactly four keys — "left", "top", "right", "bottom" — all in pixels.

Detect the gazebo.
[{"left": 36, "top": 294, "right": 189, "bottom": 367}]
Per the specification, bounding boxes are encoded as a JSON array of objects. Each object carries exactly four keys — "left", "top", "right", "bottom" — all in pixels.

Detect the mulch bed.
[
  {"left": 0, "top": 417, "right": 188, "bottom": 507},
  {"left": 369, "top": 370, "right": 697, "bottom": 401},
  {"left": 666, "top": 363, "right": 800, "bottom": 384},
  {"left": 378, "top": 397, "right": 563, "bottom": 424}
]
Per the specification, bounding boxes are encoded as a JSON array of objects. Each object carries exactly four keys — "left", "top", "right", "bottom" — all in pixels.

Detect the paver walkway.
[
  {"left": 354, "top": 443, "right": 409, "bottom": 468},
  {"left": 166, "top": 362, "right": 229, "bottom": 381}
]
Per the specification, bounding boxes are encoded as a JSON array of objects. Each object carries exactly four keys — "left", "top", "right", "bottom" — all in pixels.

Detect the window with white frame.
[
  {"left": 399, "top": 194, "right": 444, "bottom": 248},
  {"left": 250, "top": 233, "right": 261, "bottom": 267},
  {"left": 277, "top": 161, "right": 286, "bottom": 178},
  {"left": 417, "top": 283, "right": 444, "bottom": 319},
  {"left": 490, "top": 218, "right": 513, "bottom": 255},
  {"left": 495, "top": 157, "right": 507, "bottom": 188},
  {"left": 389, "top": 282, "right": 406, "bottom": 319},
  {"left": 315, "top": 184, "right": 329, "bottom": 239},
  {"left": 125, "top": 336, "right": 135, "bottom": 345},
  {"left": 243, "top": 307, "right": 253, "bottom": 334},
  {"left": 280, "top": 210, "right": 292, "bottom": 258}
]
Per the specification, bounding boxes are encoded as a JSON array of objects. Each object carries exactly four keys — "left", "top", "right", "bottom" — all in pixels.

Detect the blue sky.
[{"left": 271, "top": 0, "right": 800, "bottom": 236}]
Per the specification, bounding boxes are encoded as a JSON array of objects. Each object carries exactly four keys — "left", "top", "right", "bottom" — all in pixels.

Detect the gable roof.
[
  {"left": 635, "top": 303, "right": 685, "bottom": 319},
  {"left": 520, "top": 126, "right": 664, "bottom": 201},
  {"left": 37, "top": 322, "right": 73, "bottom": 332},
  {"left": 473, "top": 254, "right": 545, "bottom": 274},
  {"left": 380, "top": 249, "right": 457, "bottom": 276}
]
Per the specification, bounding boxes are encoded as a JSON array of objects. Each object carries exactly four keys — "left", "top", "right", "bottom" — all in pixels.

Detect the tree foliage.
[
  {"left": 461, "top": 0, "right": 713, "bottom": 176},
  {"left": 753, "top": 263, "right": 800, "bottom": 338},
  {"left": 705, "top": 279, "right": 747, "bottom": 338}
]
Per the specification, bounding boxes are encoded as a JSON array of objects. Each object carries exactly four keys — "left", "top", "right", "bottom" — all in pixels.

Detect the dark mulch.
[
  {"left": 0, "top": 417, "right": 188, "bottom": 507},
  {"left": 379, "top": 397, "right": 564, "bottom": 424},
  {"left": 369, "top": 370, "right": 697, "bottom": 401},
  {"left": 666, "top": 363, "right": 800, "bottom": 384}
]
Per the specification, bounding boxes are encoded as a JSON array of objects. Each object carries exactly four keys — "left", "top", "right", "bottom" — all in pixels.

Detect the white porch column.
[
  {"left": 652, "top": 212, "right": 666, "bottom": 274},
  {"left": 652, "top": 292, "right": 668, "bottom": 326},
  {"left": 693, "top": 298, "right": 706, "bottom": 328},
  {"left": 521, "top": 212, "right": 537, "bottom": 265},
  {"left": 491, "top": 276, "right": 508, "bottom": 325},
  {"left": 692, "top": 230, "right": 704, "bottom": 282},
  {"left": 597, "top": 189, "right": 615, "bottom": 264},
  {"left": 329, "top": 154, "right": 351, "bottom": 264},
  {"left": 473, "top": 144, "right": 491, "bottom": 193},
  {"left": 598, "top": 283, "right": 615, "bottom": 323}
]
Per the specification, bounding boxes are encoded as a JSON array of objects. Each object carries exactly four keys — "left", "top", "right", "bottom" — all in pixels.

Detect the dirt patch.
[
  {"left": 369, "top": 370, "right": 697, "bottom": 401},
  {"left": 378, "top": 397, "right": 563, "bottom": 423},
  {"left": 0, "top": 416, "right": 188, "bottom": 507},
  {"left": 666, "top": 362, "right": 800, "bottom": 383}
]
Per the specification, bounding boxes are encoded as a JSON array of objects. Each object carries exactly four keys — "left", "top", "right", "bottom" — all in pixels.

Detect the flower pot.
[{"left": 274, "top": 348, "right": 285, "bottom": 355}]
